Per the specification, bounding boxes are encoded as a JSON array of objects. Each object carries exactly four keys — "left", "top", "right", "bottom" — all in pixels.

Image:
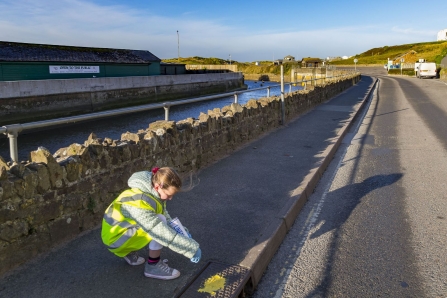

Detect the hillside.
[
  {"left": 163, "top": 41, "right": 447, "bottom": 67},
  {"left": 162, "top": 56, "right": 293, "bottom": 74},
  {"left": 330, "top": 41, "right": 447, "bottom": 65},
  {"left": 162, "top": 56, "right": 229, "bottom": 65}
]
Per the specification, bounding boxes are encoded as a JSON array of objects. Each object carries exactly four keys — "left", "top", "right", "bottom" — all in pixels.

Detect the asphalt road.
[{"left": 252, "top": 68, "right": 447, "bottom": 297}]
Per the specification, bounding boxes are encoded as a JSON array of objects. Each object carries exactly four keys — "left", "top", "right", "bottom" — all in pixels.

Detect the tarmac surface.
[{"left": 0, "top": 75, "right": 376, "bottom": 298}]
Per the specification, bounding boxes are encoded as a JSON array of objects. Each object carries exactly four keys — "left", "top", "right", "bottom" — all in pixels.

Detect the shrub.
[{"left": 388, "top": 69, "right": 415, "bottom": 76}]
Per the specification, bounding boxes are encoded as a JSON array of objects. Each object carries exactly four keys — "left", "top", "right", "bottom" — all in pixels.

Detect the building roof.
[
  {"left": 0, "top": 41, "right": 161, "bottom": 64},
  {"left": 301, "top": 57, "right": 322, "bottom": 63}
]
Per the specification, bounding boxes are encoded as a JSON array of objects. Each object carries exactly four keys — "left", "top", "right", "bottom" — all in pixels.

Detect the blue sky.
[{"left": 1, "top": 0, "right": 446, "bottom": 62}]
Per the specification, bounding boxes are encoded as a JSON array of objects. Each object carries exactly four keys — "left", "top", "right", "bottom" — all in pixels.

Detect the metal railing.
[{"left": 1, "top": 71, "right": 356, "bottom": 164}]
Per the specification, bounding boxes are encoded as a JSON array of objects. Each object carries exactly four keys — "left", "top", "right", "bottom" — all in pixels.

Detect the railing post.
[
  {"left": 3, "top": 124, "right": 23, "bottom": 164},
  {"left": 163, "top": 103, "right": 171, "bottom": 121},
  {"left": 267, "top": 87, "right": 270, "bottom": 98},
  {"left": 280, "top": 65, "right": 285, "bottom": 125},
  {"left": 234, "top": 93, "right": 238, "bottom": 104}
]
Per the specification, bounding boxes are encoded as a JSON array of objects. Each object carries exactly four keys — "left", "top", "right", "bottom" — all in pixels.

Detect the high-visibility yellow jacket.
[{"left": 101, "top": 188, "right": 199, "bottom": 258}]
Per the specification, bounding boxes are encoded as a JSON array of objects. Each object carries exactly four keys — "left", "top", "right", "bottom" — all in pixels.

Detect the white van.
[{"left": 416, "top": 62, "right": 437, "bottom": 79}]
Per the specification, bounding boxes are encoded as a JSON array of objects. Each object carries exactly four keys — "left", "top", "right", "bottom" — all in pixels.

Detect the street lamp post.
[
  {"left": 401, "top": 58, "right": 404, "bottom": 76},
  {"left": 177, "top": 30, "right": 180, "bottom": 62},
  {"left": 229, "top": 54, "right": 231, "bottom": 65}
]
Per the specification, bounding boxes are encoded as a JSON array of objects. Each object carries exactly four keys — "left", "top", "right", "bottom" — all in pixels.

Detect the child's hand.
[{"left": 190, "top": 248, "right": 201, "bottom": 263}]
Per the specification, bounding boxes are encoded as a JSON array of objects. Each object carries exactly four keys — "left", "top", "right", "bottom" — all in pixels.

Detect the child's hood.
[{"left": 127, "top": 171, "right": 160, "bottom": 199}]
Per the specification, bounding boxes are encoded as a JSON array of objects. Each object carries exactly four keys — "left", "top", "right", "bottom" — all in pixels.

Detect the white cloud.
[{"left": 391, "top": 26, "right": 436, "bottom": 37}]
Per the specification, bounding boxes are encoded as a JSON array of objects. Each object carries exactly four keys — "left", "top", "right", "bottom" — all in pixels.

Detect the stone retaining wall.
[{"left": 0, "top": 74, "right": 360, "bottom": 276}]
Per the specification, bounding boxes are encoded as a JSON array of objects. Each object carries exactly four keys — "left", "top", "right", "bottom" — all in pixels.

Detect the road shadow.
[
  {"left": 310, "top": 173, "right": 403, "bottom": 240},
  {"left": 305, "top": 173, "right": 403, "bottom": 297}
]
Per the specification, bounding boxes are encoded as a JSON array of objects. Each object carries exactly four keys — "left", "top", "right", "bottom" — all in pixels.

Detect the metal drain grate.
[{"left": 175, "top": 262, "right": 252, "bottom": 298}]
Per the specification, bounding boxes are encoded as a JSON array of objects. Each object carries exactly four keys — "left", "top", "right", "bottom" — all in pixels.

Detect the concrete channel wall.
[
  {"left": 0, "top": 72, "right": 245, "bottom": 124},
  {"left": 0, "top": 74, "right": 360, "bottom": 277}
]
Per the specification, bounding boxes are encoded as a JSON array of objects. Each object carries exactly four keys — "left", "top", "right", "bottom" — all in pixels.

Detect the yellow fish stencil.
[{"left": 198, "top": 274, "right": 226, "bottom": 296}]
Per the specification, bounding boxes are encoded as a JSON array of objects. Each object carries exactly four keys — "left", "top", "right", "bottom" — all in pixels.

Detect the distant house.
[
  {"left": 437, "top": 29, "right": 447, "bottom": 41},
  {"left": 273, "top": 59, "right": 283, "bottom": 65},
  {"left": 284, "top": 55, "right": 295, "bottom": 62},
  {"left": 392, "top": 50, "right": 418, "bottom": 64},
  {"left": 300, "top": 57, "right": 323, "bottom": 68},
  {"left": 0, "top": 41, "right": 161, "bottom": 81},
  {"left": 160, "top": 62, "right": 186, "bottom": 75}
]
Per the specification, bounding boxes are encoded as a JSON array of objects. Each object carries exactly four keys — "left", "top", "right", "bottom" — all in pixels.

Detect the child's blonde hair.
[{"left": 151, "top": 167, "right": 182, "bottom": 190}]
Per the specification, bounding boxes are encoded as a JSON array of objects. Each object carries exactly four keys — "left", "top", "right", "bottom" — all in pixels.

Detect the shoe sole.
[
  {"left": 144, "top": 271, "right": 181, "bottom": 280},
  {"left": 124, "top": 257, "right": 145, "bottom": 266}
]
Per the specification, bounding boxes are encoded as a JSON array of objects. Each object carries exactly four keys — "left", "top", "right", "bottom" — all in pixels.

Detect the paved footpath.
[{"left": 0, "top": 76, "right": 376, "bottom": 298}]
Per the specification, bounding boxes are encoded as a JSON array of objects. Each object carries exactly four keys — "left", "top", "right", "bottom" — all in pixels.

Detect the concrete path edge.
[{"left": 239, "top": 78, "right": 379, "bottom": 293}]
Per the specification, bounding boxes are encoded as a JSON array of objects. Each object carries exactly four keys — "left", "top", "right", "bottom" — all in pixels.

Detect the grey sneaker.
[
  {"left": 123, "top": 251, "right": 145, "bottom": 266},
  {"left": 144, "top": 261, "right": 180, "bottom": 280}
]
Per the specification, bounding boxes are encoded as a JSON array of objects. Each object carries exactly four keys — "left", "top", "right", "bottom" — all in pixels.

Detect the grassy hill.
[
  {"left": 163, "top": 41, "right": 447, "bottom": 67},
  {"left": 330, "top": 41, "right": 447, "bottom": 65},
  {"left": 162, "top": 57, "right": 298, "bottom": 74},
  {"left": 162, "top": 56, "right": 229, "bottom": 65}
]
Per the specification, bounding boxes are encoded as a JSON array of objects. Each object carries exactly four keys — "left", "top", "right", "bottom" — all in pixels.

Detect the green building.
[{"left": 0, "top": 41, "right": 161, "bottom": 81}]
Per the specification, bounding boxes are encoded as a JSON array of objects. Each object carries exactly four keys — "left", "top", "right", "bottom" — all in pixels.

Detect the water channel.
[{"left": 0, "top": 80, "right": 303, "bottom": 162}]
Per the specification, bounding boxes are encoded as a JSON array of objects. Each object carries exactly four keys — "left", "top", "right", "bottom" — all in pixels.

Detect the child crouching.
[{"left": 101, "top": 167, "right": 201, "bottom": 280}]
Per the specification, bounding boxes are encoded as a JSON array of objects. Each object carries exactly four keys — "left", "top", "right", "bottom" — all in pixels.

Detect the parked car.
[{"left": 416, "top": 62, "right": 437, "bottom": 79}]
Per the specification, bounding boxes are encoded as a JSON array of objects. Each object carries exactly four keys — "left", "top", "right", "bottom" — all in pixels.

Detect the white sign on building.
[
  {"left": 437, "top": 29, "right": 447, "bottom": 41},
  {"left": 49, "top": 66, "right": 100, "bottom": 74}
]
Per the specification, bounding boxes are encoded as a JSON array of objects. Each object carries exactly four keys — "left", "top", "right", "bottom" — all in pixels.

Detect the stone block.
[
  {"left": 121, "top": 132, "right": 139, "bottom": 144},
  {"left": 79, "top": 209, "right": 102, "bottom": 231},
  {"left": 77, "top": 179, "right": 93, "bottom": 193},
  {"left": 0, "top": 219, "right": 29, "bottom": 241},
  {"left": 9, "top": 163, "right": 26, "bottom": 178},
  {"left": 48, "top": 215, "right": 80, "bottom": 244},
  {"left": 53, "top": 183, "right": 77, "bottom": 196},
  {"left": 63, "top": 158, "right": 83, "bottom": 182},
  {"left": 43, "top": 191, "right": 55, "bottom": 201},
  {"left": 245, "top": 99, "right": 259, "bottom": 109},
  {"left": 33, "top": 200, "right": 61, "bottom": 225},
  {"left": 0, "top": 155, "right": 10, "bottom": 170},
  {"left": 30, "top": 147, "right": 63, "bottom": 188},
  {"left": 127, "top": 143, "right": 140, "bottom": 160},
  {"left": 63, "top": 192, "right": 87, "bottom": 213},
  {"left": 148, "top": 120, "right": 177, "bottom": 136},
  {"left": 0, "top": 166, "right": 7, "bottom": 180},
  {"left": 84, "top": 132, "right": 102, "bottom": 146},
  {"left": 0, "top": 197, "right": 20, "bottom": 222},
  {"left": 176, "top": 118, "right": 194, "bottom": 131},
  {"left": 26, "top": 163, "right": 51, "bottom": 193},
  {"left": 22, "top": 170, "right": 39, "bottom": 199},
  {"left": 88, "top": 144, "right": 104, "bottom": 156}
]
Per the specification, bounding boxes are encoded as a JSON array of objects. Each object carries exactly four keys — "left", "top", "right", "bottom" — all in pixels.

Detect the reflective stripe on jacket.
[{"left": 101, "top": 188, "right": 164, "bottom": 257}]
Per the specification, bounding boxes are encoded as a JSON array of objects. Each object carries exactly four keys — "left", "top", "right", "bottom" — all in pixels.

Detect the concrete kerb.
[{"left": 239, "top": 78, "right": 378, "bottom": 294}]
